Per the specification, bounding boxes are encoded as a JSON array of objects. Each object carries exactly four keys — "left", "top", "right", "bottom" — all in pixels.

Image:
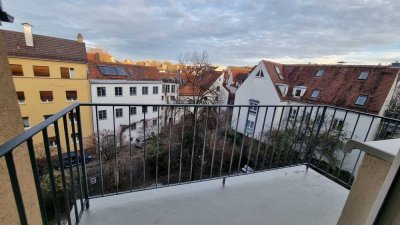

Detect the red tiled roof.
[
  {"left": 179, "top": 69, "right": 222, "bottom": 96},
  {"left": 88, "top": 58, "right": 161, "bottom": 81},
  {"left": 262, "top": 60, "right": 400, "bottom": 114},
  {"left": 229, "top": 66, "right": 252, "bottom": 84},
  {"left": 0, "top": 29, "right": 87, "bottom": 63}
]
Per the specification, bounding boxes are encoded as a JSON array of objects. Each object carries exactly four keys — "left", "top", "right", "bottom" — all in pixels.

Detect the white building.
[{"left": 232, "top": 60, "right": 400, "bottom": 171}]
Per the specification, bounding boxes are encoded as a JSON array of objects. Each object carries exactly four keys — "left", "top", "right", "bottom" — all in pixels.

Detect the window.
[
  {"left": 142, "top": 106, "right": 148, "bottom": 114},
  {"left": 10, "top": 64, "right": 23, "bottom": 76},
  {"left": 142, "top": 86, "right": 148, "bottom": 95},
  {"left": 153, "top": 119, "right": 157, "bottom": 126},
  {"left": 153, "top": 86, "right": 159, "bottom": 94},
  {"left": 355, "top": 95, "right": 368, "bottom": 106},
  {"left": 161, "top": 96, "right": 164, "bottom": 101},
  {"left": 99, "top": 110, "right": 107, "bottom": 120},
  {"left": 359, "top": 71, "right": 369, "bottom": 80},
  {"left": 48, "top": 136, "right": 57, "bottom": 148},
  {"left": 97, "top": 87, "right": 106, "bottom": 97},
  {"left": 171, "top": 96, "right": 176, "bottom": 101},
  {"left": 294, "top": 89, "right": 301, "bottom": 97},
  {"left": 310, "top": 90, "right": 320, "bottom": 98},
  {"left": 256, "top": 70, "right": 264, "bottom": 77},
  {"left": 314, "top": 69, "right": 325, "bottom": 77},
  {"left": 17, "top": 91, "right": 25, "bottom": 104},
  {"left": 290, "top": 109, "right": 297, "bottom": 120},
  {"left": 130, "top": 123, "right": 136, "bottom": 130},
  {"left": 171, "top": 85, "right": 176, "bottom": 93},
  {"left": 165, "top": 84, "right": 170, "bottom": 93},
  {"left": 60, "top": 67, "right": 75, "bottom": 78},
  {"left": 274, "top": 66, "right": 283, "bottom": 80},
  {"left": 115, "top": 87, "right": 123, "bottom": 96},
  {"left": 162, "top": 84, "right": 165, "bottom": 93},
  {"left": 245, "top": 120, "right": 255, "bottom": 134},
  {"left": 33, "top": 66, "right": 50, "bottom": 77},
  {"left": 332, "top": 119, "right": 344, "bottom": 131},
  {"left": 22, "top": 117, "right": 30, "bottom": 128},
  {"left": 216, "top": 86, "right": 220, "bottom": 91},
  {"left": 249, "top": 99, "right": 259, "bottom": 114},
  {"left": 130, "top": 107, "right": 137, "bottom": 115},
  {"left": 215, "top": 96, "right": 219, "bottom": 101},
  {"left": 153, "top": 106, "right": 157, "bottom": 112},
  {"left": 66, "top": 91, "right": 78, "bottom": 101},
  {"left": 115, "top": 108, "right": 123, "bottom": 117},
  {"left": 40, "top": 91, "right": 54, "bottom": 102},
  {"left": 130, "top": 87, "right": 136, "bottom": 95}
]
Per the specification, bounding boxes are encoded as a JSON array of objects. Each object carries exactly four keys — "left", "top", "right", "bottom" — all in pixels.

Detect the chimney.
[
  {"left": 77, "top": 33, "right": 83, "bottom": 43},
  {"left": 22, "top": 23, "right": 33, "bottom": 47}
]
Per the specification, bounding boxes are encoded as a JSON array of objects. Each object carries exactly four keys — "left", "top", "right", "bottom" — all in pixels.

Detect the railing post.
[{"left": 76, "top": 106, "right": 90, "bottom": 209}]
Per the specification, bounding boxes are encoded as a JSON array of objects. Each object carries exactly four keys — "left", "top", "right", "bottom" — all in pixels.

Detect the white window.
[
  {"left": 359, "top": 71, "right": 369, "bottom": 80},
  {"left": 153, "top": 86, "right": 158, "bottom": 94},
  {"left": 115, "top": 108, "right": 123, "bottom": 117},
  {"left": 22, "top": 117, "right": 30, "bottom": 128},
  {"left": 17, "top": 91, "right": 25, "bottom": 104},
  {"left": 165, "top": 84, "right": 170, "bottom": 93},
  {"left": 153, "top": 106, "right": 157, "bottom": 112},
  {"left": 142, "top": 106, "right": 148, "bottom": 114},
  {"left": 69, "top": 68, "right": 75, "bottom": 78},
  {"left": 99, "top": 110, "right": 107, "bottom": 120},
  {"left": 130, "top": 87, "right": 136, "bottom": 95},
  {"left": 314, "top": 69, "right": 324, "bottom": 77},
  {"left": 130, "top": 107, "right": 137, "bottom": 115},
  {"left": 115, "top": 87, "right": 123, "bottom": 96},
  {"left": 310, "top": 90, "right": 320, "bottom": 98},
  {"left": 249, "top": 99, "right": 259, "bottom": 114},
  {"left": 171, "top": 85, "right": 176, "bottom": 93},
  {"left": 294, "top": 89, "right": 301, "bottom": 97},
  {"left": 355, "top": 95, "right": 368, "bottom": 106},
  {"left": 245, "top": 120, "right": 255, "bottom": 135},
  {"left": 153, "top": 119, "right": 157, "bottom": 126},
  {"left": 274, "top": 66, "right": 283, "bottom": 80},
  {"left": 97, "top": 87, "right": 106, "bottom": 97},
  {"left": 142, "top": 86, "right": 148, "bottom": 95},
  {"left": 161, "top": 96, "right": 164, "bottom": 101}
]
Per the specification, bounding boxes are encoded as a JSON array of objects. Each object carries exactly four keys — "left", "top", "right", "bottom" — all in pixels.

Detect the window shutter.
[
  {"left": 60, "top": 67, "right": 70, "bottom": 78},
  {"left": 40, "top": 91, "right": 54, "bottom": 101},
  {"left": 17, "top": 91, "right": 25, "bottom": 101},
  {"left": 33, "top": 66, "right": 50, "bottom": 77},
  {"left": 66, "top": 91, "right": 77, "bottom": 100}
]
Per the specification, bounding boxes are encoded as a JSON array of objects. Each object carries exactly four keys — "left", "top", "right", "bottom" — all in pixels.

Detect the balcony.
[{"left": 0, "top": 103, "right": 399, "bottom": 225}]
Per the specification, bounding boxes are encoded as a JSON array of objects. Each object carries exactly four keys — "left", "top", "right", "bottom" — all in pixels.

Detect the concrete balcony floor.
[{"left": 80, "top": 166, "right": 348, "bottom": 225}]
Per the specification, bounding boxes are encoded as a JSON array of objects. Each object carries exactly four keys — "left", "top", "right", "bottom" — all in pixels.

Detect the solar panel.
[{"left": 115, "top": 67, "right": 127, "bottom": 76}]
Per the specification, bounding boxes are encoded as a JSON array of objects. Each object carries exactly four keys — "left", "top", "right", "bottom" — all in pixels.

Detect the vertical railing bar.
[
  {"left": 190, "top": 106, "right": 198, "bottom": 182},
  {"left": 210, "top": 106, "right": 220, "bottom": 178},
  {"left": 296, "top": 106, "right": 315, "bottom": 165},
  {"left": 200, "top": 107, "right": 209, "bottom": 180},
  {"left": 237, "top": 107, "right": 251, "bottom": 174},
  {"left": 129, "top": 106, "right": 133, "bottom": 191},
  {"left": 391, "top": 118, "right": 399, "bottom": 138},
  {"left": 54, "top": 121, "right": 72, "bottom": 225},
  {"left": 289, "top": 106, "right": 307, "bottom": 165},
  {"left": 347, "top": 116, "right": 375, "bottom": 185},
  {"left": 219, "top": 107, "right": 231, "bottom": 176},
  {"left": 62, "top": 115, "right": 78, "bottom": 223},
  {"left": 5, "top": 152, "right": 28, "bottom": 225},
  {"left": 143, "top": 106, "right": 146, "bottom": 189},
  {"left": 316, "top": 108, "right": 337, "bottom": 167},
  {"left": 179, "top": 108, "right": 186, "bottom": 184},
  {"left": 303, "top": 106, "right": 323, "bottom": 166},
  {"left": 326, "top": 110, "right": 349, "bottom": 174},
  {"left": 42, "top": 128, "right": 61, "bottom": 225},
  {"left": 27, "top": 138, "right": 49, "bottom": 225},
  {"left": 286, "top": 106, "right": 300, "bottom": 166},
  {"left": 95, "top": 106, "right": 104, "bottom": 196},
  {"left": 229, "top": 106, "right": 241, "bottom": 175},
  {"left": 168, "top": 106, "right": 174, "bottom": 185},
  {"left": 254, "top": 106, "right": 268, "bottom": 171},
  {"left": 336, "top": 113, "right": 360, "bottom": 178},
  {"left": 268, "top": 106, "right": 285, "bottom": 169},
  {"left": 262, "top": 107, "right": 276, "bottom": 169},
  {"left": 246, "top": 105, "right": 260, "bottom": 173},
  {"left": 76, "top": 106, "right": 89, "bottom": 209},
  {"left": 381, "top": 117, "right": 391, "bottom": 139},
  {"left": 156, "top": 106, "right": 160, "bottom": 187},
  {"left": 282, "top": 106, "right": 294, "bottom": 166},
  {"left": 70, "top": 110, "right": 84, "bottom": 212},
  {"left": 112, "top": 106, "right": 118, "bottom": 194}
]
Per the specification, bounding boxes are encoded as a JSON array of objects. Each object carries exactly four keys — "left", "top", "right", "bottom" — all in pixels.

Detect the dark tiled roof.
[
  {"left": 88, "top": 59, "right": 161, "bottom": 81},
  {"left": 0, "top": 29, "right": 87, "bottom": 63},
  {"left": 262, "top": 60, "right": 400, "bottom": 114}
]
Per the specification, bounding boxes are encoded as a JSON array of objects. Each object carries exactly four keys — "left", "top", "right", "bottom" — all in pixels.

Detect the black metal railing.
[{"left": 0, "top": 103, "right": 399, "bottom": 225}]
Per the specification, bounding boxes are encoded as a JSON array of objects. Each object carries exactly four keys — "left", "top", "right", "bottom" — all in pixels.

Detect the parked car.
[{"left": 54, "top": 152, "right": 93, "bottom": 170}]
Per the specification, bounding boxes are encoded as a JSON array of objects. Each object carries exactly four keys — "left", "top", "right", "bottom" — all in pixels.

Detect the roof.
[
  {"left": 88, "top": 58, "right": 161, "bottom": 81},
  {"left": 228, "top": 66, "right": 253, "bottom": 85},
  {"left": 0, "top": 29, "right": 87, "bottom": 63},
  {"left": 179, "top": 69, "right": 222, "bottom": 96},
  {"left": 262, "top": 60, "right": 400, "bottom": 114}
]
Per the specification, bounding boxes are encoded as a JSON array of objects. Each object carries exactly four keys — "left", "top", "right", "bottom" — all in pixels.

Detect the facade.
[
  {"left": 232, "top": 60, "right": 400, "bottom": 170},
  {"left": 0, "top": 24, "right": 92, "bottom": 152},
  {"left": 88, "top": 58, "right": 166, "bottom": 144}
]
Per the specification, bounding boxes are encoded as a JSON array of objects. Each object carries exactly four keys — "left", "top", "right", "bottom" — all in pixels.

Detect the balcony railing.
[{"left": 1, "top": 103, "right": 399, "bottom": 225}]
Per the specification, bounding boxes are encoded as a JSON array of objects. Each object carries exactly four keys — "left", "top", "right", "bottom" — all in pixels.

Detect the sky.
[{"left": 2, "top": 0, "right": 400, "bottom": 66}]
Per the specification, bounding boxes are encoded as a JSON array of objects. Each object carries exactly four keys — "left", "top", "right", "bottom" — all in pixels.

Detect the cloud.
[{"left": 2, "top": 0, "right": 400, "bottom": 66}]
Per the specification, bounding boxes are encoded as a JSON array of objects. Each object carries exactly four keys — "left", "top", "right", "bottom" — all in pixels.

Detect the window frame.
[
  {"left": 310, "top": 90, "right": 320, "bottom": 99},
  {"left": 39, "top": 91, "right": 54, "bottom": 103},
  {"left": 358, "top": 71, "right": 369, "bottom": 80},
  {"left": 98, "top": 110, "right": 107, "bottom": 120},
  {"left": 130, "top": 106, "right": 137, "bottom": 115},
  {"left": 22, "top": 117, "right": 30, "bottom": 128},
  {"left": 10, "top": 64, "right": 24, "bottom": 76},
  {"left": 153, "top": 86, "right": 159, "bottom": 94},
  {"left": 97, "top": 87, "right": 106, "bottom": 97},
  {"left": 355, "top": 95, "right": 368, "bottom": 106},
  {"left": 17, "top": 91, "right": 26, "bottom": 104},
  {"left": 130, "top": 86, "right": 137, "bottom": 96},
  {"left": 115, "top": 87, "right": 123, "bottom": 96},
  {"left": 142, "top": 86, "right": 149, "bottom": 95},
  {"left": 115, "top": 108, "right": 123, "bottom": 118},
  {"left": 314, "top": 69, "right": 325, "bottom": 77},
  {"left": 66, "top": 90, "right": 78, "bottom": 101},
  {"left": 33, "top": 65, "right": 50, "bottom": 77}
]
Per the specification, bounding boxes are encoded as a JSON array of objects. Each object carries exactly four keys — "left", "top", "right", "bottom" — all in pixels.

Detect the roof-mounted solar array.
[{"left": 98, "top": 66, "right": 128, "bottom": 76}]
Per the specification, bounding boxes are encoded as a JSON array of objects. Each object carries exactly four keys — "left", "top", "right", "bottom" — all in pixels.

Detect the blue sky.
[{"left": 2, "top": 0, "right": 400, "bottom": 66}]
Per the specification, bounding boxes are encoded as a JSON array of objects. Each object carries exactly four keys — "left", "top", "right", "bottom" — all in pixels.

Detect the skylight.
[
  {"left": 314, "top": 69, "right": 324, "bottom": 77},
  {"left": 98, "top": 66, "right": 128, "bottom": 76},
  {"left": 358, "top": 71, "right": 369, "bottom": 80},
  {"left": 355, "top": 95, "right": 368, "bottom": 106},
  {"left": 274, "top": 66, "right": 283, "bottom": 80},
  {"left": 310, "top": 90, "right": 320, "bottom": 98}
]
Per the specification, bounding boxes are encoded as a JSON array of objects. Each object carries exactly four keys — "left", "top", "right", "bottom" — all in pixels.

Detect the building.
[
  {"left": 159, "top": 72, "right": 180, "bottom": 104},
  {"left": 223, "top": 66, "right": 253, "bottom": 104},
  {"left": 88, "top": 56, "right": 166, "bottom": 144},
  {"left": 232, "top": 60, "right": 400, "bottom": 171},
  {"left": 0, "top": 24, "right": 92, "bottom": 152}
]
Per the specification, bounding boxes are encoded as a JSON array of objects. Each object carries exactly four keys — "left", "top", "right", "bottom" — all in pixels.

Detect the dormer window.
[
  {"left": 274, "top": 66, "right": 283, "bottom": 80},
  {"left": 310, "top": 90, "right": 320, "bottom": 98},
  {"left": 276, "top": 84, "right": 288, "bottom": 96},
  {"left": 314, "top": 69, "right": 324, "bottom": 77},
  {"left": 355, "top": 95, "right": 368, "bottom": 106},
  {"left": 358, "top": 71, "right": 369, "bottom": 80},
  {"left": 292, "top": 86, "right": 307, "bottom": 98},
  {"left": 294, "top": 89, "right": 301, "bottom": 97},
  {"left": 255, "top": 70, "right": 264, "bottom": 77}
]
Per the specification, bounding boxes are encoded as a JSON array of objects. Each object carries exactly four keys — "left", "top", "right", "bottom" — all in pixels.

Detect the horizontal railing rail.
[{"left": 1, "top": 102, "right": 399, "bottom": 225}]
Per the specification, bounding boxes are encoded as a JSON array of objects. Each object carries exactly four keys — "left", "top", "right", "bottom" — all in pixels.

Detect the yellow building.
[{"left": 0, "top": 24, "right": 93, "bottom": 155}]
